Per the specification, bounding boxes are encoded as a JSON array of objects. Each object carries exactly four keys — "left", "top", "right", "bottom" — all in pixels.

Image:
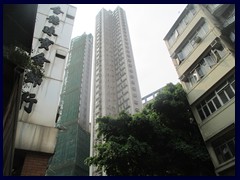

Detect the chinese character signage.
[{"left": 22, "top": 6, "right": 63, "bottom": 113}]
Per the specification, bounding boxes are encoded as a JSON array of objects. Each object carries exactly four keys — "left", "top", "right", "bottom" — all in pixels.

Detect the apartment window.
[
  {"left": 188, "top": 66, "right": 203, "bottom": 86},
  {"left": 184, "top": 9, "right": 194, "bottom": 25},
  {"left": 196, "top": 74, "right": 235, "bottom": 121},
  {"left": 212, "top": 129, "right": 235, "bottom": 164},
  {"left": 66, "top": 14, "right": 75, "bottom": 20},
  {"left": 186, "top": 52, "right": 219, "bottom": 87},
  {"left": 186, "top": 41, "right": 227, "bottom": 87},
  {"left": 182, "top": 42, "right": 194, "bottom": 58},
  {"left": 176, "top": 22, "right": 209, "bottom": 63},
  {"left": 168, "top": 35, "right": 176, "bottom": 47},
  {"left": 206, "top": 4, "right": 222, "bottom": 13},
  {"left": 177, "top": 20, "right": 187, "bottom": 34},
  {"left": 56, "top": 53, "right": 66, "bottom": 59},
  {"left": 167, "top": 7, "right": 196, "bottom": 47},
  {"left": 134, "top": 100, "right": 138, "bottom": 105},
  {"left": 230, "top": 31, "right": 235, "bottom": 43},
  {"left": 214, "top": 137, "right": 235, "bottom": 164}
]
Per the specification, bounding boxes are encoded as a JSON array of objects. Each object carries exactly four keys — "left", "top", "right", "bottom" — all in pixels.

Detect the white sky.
[{"left": 70, "top": 4, "right": 187, "bottom": 97}]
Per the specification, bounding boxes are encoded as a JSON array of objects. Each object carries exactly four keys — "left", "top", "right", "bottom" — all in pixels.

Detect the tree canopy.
[{"left": 86, "top": 83, "right": 215, "bottom": 176}]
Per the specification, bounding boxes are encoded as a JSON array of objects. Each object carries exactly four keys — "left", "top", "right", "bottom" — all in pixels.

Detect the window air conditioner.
[
  {"left": 211, "top": 39, "right": 223, "bottom": 50},
  {"left": 175, "top": 58, "right": 181, "bottom": 65},
  {"left": 193, "top": 73, "right": 200, "bottom": 82},
  {"left": 177, "top": 52, "right": 184, "bottom": 61},
  {"left": 179, "top": 74, "right": 187, "bottom": 82},
  {"left": 211, "top": 49, "right": 221, "bottom": 62},
  {"left": 211, "top": 39, "right": 218, "bottom": 48},
  {"left": 194, "top": 36, "right": 201, "bottom": 43},
  {"left": 193, "top": 70, "right": 201, "bottom": 82}
]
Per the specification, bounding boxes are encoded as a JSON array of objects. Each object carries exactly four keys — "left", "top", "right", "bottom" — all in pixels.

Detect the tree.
[{"left": 86, "top": 83, "right": 215, "bottom": 176}]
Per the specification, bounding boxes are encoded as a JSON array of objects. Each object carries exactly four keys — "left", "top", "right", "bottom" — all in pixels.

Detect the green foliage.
[
  {"left": 4, "top": 45, "right": 31, "bottom": 68},
  {"left": 4, "top": 45, "right": 45, "bottom": 88},
  {"left": 86, "top": 83, "right": 215, "bottom": 176}
]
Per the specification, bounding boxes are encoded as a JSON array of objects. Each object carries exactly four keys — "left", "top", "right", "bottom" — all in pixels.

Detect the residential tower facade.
[
  {"left": 90, "top": 6, "right": 142, "bottom": 175},
  {"left": 164, "top": 4, "right": 235, "bottom": 176}
]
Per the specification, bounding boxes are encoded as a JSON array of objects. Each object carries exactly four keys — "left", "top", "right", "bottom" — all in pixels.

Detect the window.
[
  {"left": 203, "top": 56, "right": 216, "bottom": 68},
  {"left": 188, "top": 69, "right": 201, "bottom": 85},
  {"left": 168, "top": 35, "right": 176, "bottom": 47},
  {"left": 177, "top": 20, "right": 187, "bottom": 34},
  {"left": 214, "top": 139, "right": 235, "bottom": 163},
  {"left": 56, "top": 53, "right": 66, "bottom": 59},
  {"left": 213, "top": 129, "right": 235, "bottom": 164},
  {"left": 196, "top": 74, "right": 235, "bottom": 121},
  {"left": 182, "top": 42, "right": 194, "bottom": 58},
  {"left": 167, "top": 6, "right": 196, "bottom": 47},
  {"left": 177, "top": 22, "right": 209, "bottom": 62},
  {"left": 186, "top": 41, "right": 227, "bottom": 88},
  {"left": 174, "top": 30, "right": 179, "bottom": 38},
  {"left": 177, "top": 52, "right": 185, "bottom": 62},
  {"left": 66, "top": 14, "right": 75, "bottom": 20},
  {"left": 206, "top": 4, "right": 222, "bottom": 13},
  {"left": 230, "top": 31, "right": 235, "bottom": 43},
  {"left": 134, "top": 100, "right": 138, "bottom": 105}
]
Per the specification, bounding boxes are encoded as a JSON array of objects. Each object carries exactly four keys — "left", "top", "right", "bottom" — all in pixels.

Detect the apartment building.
[
  {"left": 164, "top": 4, "right": 235, "bottom": 176},
  {"left": 46, "top": 33, "right": 93, "bottom": 175},
  {"left": 90, "top": 6, "right": 142, "bottom": 175}
]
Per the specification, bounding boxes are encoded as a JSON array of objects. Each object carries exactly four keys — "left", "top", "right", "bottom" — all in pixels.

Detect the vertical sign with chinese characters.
[
  {"left": 22, "top": 6, "right": 62, "bottom": 113},
  {"left": 16, "top": 5, "right": 76, "bottom": 153}
]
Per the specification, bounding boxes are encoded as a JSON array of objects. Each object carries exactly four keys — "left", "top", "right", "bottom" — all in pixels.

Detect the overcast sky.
[{"left": 70, "top": 4, "right": 187, "bottom": 97}]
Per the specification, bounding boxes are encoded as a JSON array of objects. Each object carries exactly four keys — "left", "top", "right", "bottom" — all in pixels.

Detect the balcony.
[
  {"left": 186, "top": 53, "right": 234, "bottom": 105},
  {"left": 223, "top": 14, "right": 235, "bottom": 28},
  {"left": 206, "top": 4, "right": 229, "bottom": 16}
]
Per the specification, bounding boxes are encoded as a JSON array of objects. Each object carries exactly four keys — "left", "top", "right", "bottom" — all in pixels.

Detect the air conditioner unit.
[
  {"left": 193, "top": 69, "right": 203, "bottom": 82},
  {"left": 194, "top": 36, "right": 202, "bottom": 43},
  {"left": 174, "top": 30, "right": 179, "bottom": 38},
  {"left": 193, "top": 72, "right": 200, "bottom": 82},
  {"left": 211, "top": 39, "right": 223, "bottom": 50},
  {"left": 211, "top": 49, "right": 221, "bottom": 62},
  {"left": 211, "top": 39, "right": 218, "bottom": 47},
  {"left": 177, "top": 52, "right": 185, "bottom": 61},
  {"left": 179, "top": 74, "right": 187, "bottom": 82},
  {"left": 174, "top": 58, "right": 181, "bottom": 66}
]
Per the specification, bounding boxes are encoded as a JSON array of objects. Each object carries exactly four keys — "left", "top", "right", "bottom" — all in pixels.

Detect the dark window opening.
[
  {"left": 66, "top": 14, "right": 75, "bottom": 20},
  {"left": 12, "top": 149, "right": 26, "bottom": 176},
  {"left": 56, "top": 53, "right": 66, "bottom": 59}
]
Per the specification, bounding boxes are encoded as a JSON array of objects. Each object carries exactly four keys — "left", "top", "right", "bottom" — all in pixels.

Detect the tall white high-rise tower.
[{"left": 90, "top": 6, "right": 142, "bottom": 176}]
